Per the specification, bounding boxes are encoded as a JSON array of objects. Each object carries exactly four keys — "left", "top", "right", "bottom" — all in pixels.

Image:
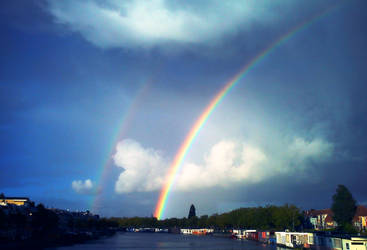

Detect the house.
[
  {"left": 353, "top": 205, "right": 367, "bottom": 232},
  {"left": 325, "top": 212, "right": 337, "bottom": 229},
  {"left": 306, "top": 205, "right": 367, "bottom": 231},
  {"left": 305, "top": 209, "right": 337, "bottom": 230}
]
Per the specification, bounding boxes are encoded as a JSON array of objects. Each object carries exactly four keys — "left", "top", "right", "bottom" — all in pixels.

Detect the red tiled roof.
[
  {"left": 355, "top": 205, "right": 367, "bottom": 216},
  {"left": 307, "top": 205, "right": 367, "bottom": 222},
  {"left": 309, "top": 209, "right": 334, "bottom": 217}
]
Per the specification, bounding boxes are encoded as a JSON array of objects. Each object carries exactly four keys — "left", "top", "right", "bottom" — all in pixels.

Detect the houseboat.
[
  {"left": 275, "top": 231, "right": 314, "bottom": 248},
  {"left": 313, "top": 235, "right": 367, "bottom": 250},
  {"left": 180, "top": 228, "right": 214, "bottom": 235},
  {"left": 232, "top": 229, "right": 244, "bottom": 239},
  {"left": 258, "top": 231, "right": 276, "bottom": 244},
  {"left": 244, "top": 230, "right": 257, "bottom": 240}
]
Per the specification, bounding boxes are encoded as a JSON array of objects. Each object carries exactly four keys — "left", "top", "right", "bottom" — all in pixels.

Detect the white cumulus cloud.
[
  {"left": 46, "top": 0, "right": 292, "bottom": 49},
  {"left": 175, "top": 141, "right": 267, "bottom": 190},
  {"left": 114, "top": 139, "right": 166, "bottom": 193},
  {"left": 72, "top": 179, "right": 94, "bottom": 194},
  {"left": 113, "top": 137, "right": 333, "bottom": 193}
]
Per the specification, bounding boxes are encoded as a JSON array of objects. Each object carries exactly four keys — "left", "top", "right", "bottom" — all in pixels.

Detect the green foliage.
[
  {"left": 331, "top": 184, "right": 357, "bottom": 231},
  {"left": 111, "top": 216, "right": 158, "bottom": 228},
  {"left": 212, "top": 204, "right": 302, "bottom": 230},
  {"left": 343, "top": 223, "right": 358, "bottom": 234},
  {"left": 198, "top": 215, "right": 208, "bottom": 228},
  {"left": 111, "top": 204, "right": 303, "bottom": 230},
  {"left": 188, "top": 215, "right": 198, "bottom": 227}
]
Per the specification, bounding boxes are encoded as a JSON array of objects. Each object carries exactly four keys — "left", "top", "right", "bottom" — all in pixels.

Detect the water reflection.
[{"left": 51, "top": 232, "right": 291, "bottom": 250}]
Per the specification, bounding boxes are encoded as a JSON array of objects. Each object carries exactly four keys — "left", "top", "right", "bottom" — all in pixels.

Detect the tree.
[
  {"left": 0, "top": 207, "right": 8, "bottom": 229},
  {"left": 198, "top": 215, "right": 208, "bottom": 228},
  {"left": 331, "top": 184, "right": 357, "bottom": 231},
  {"left": 188, "top": 204, "right": 196, "bottom": 219},
  {"left": 0, "top": 193, "right": 4, "bottom": 206},
  {"left": 32, "top": 203, "right": 59, "bottom": 236}
]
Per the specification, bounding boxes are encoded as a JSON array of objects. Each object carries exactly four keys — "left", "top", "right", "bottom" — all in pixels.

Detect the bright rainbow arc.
[{"left": 153, "top": 3, "right": 342, "bottom": 220}]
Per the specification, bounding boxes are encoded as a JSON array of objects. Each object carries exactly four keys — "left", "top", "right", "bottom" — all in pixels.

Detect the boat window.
[{"left": 334, "top": 238, "right": 342, "bottom": 248}]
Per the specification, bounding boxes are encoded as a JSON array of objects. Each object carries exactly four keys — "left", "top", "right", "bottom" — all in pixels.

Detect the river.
[{"left": 50, "top": 232, "right": 288, "bottom": 250}]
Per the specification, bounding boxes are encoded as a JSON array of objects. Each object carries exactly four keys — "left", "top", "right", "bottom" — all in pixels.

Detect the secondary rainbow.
[
  {"left": 91, "top": 83, "right": 150, "bottom": 213},
  {"left": 153, "top": 3, "right": 342, "bottom": 220}
]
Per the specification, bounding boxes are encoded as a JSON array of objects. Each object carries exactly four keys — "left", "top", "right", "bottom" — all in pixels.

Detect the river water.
[{"left": 50, "top": 232, "right": 288, "bottom": 250}]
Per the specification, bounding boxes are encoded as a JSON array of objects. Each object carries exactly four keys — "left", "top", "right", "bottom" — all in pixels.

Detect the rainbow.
[
  {"left": 153, "top": 3, "right": 342, "bottom": 220},
  {"left": 91, "top": 83, "right": 150, "bottom": 213}
]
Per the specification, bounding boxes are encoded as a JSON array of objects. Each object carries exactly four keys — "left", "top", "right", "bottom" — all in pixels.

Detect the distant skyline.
[{"left": 1, "top": 0, "right": 367, "bottom": 218}]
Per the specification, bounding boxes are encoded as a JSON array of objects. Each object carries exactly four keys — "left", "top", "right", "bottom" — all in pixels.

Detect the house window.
[{"left": 346, "top": 243, "right": 350, "bottom": 250}]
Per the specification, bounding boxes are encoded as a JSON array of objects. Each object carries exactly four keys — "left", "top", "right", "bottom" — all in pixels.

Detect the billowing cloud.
[
  {"left": 175, "top": 141, "right": 267, "bottom": 190},
  {"left": 46, "top": 0, "right": 293, "bottom": 49},
  {"left": 114, "top": 138, "right": 333, "bottom": 193},
  {"left": 114, "top": 139, "right": 166, "bottom": 193},
  {"left": 71, "top": 179, "right": 94, "bottom": 194}
]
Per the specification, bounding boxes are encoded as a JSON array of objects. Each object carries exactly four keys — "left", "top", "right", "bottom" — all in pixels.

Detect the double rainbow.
[{"left": 153, "top": 3, "right": 341, "bottom": 220}]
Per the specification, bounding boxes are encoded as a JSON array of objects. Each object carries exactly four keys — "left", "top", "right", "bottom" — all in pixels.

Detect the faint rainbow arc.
[
  {"left": 91, "top": 83, "right": 150, "bottom": 213},
  {"left": 153, "top": 3, "right": 342, "bottom": 220}
]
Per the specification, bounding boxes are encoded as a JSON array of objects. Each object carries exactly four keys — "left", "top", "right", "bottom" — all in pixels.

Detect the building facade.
[
  {"left": 353, "top": 206, "right": 367, "bottom": 232},
  {"left": 0, "top": 197, "right": 30, "bottom": 206},
  {"left": 306, "top": 205, "right": 367, "bottom": 231}
]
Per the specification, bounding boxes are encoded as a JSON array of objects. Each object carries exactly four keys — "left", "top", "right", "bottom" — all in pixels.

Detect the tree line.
[
  {"left": 111, "top": 184, "right": 361, "bottom": 234},
  {"left": 111, "top": 204, "right": 303, "bottom": 230},
  {"left": 0, "top": 201, "right": 118, "bottom": 246}
]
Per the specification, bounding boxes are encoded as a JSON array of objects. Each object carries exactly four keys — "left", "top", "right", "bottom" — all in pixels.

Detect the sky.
[{"left": 1, "top": 0, "right": 367, "bottom": 219}]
